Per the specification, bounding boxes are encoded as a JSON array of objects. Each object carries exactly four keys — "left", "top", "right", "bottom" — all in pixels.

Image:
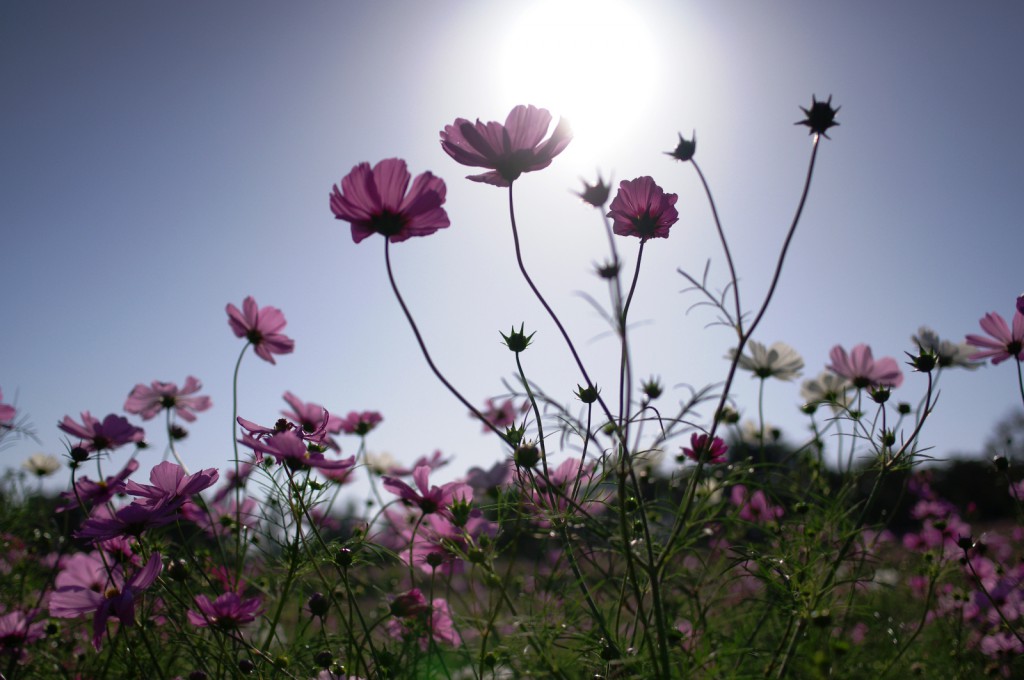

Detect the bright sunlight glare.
[{"left": 499, "top": 0, "right": 659, "bottom": 161}]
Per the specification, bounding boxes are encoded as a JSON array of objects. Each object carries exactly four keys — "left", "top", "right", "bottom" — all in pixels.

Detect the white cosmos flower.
[
  {"left": 22, "top": 453, "right": 61, "bottom": 477},
  {"left": 727, "top": 340, "right": 804, "bottom": 381},
  {"left": 800, "top": 371, "right": 854, "bottom": 414},
  {"left": 911, "top": 326, "right": 982, "bottom": 370}
]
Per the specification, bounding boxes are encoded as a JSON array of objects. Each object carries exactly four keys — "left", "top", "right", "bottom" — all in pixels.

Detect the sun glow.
[{"left": 499, "top": 0, "right": 660, "bottom": 161}]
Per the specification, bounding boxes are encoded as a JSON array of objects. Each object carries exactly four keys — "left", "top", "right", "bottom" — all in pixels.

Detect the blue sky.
[{"left": 3, "top": 1, "right": 1023, "bottom": 496}]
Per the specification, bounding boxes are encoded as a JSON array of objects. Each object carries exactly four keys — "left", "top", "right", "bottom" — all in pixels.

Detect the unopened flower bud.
[
  {"left": 307, "top": 592, "right": 330, "bottom": 618},
  {"left": 796, "top": 95, "right": 840, "bottom": 138},
  {"left": 575, "top": 384, "right": 600, "bottom": 404},
  {"left": 641, "top": 377, "right": 663, "bottom": 400},
  {"left": 665, "top": 131, "right": 696, "bottom": 162},
  {"left": 869, "top": 386, "right": 891, "bottom": 404},
  {"left": 993, "top": 455, "right": 1009, "bottom": 472},
  {"left": 906, "top": 349, "right": 937, "bottom": 373},
  {"left": 500, "top": 324, "right": 535, "bottom": 353},
  {"left": 575, "top": 173, "right": 611, "bottom": 208}
]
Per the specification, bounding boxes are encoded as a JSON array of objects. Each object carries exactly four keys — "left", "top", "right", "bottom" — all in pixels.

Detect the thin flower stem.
[
  {"left": 230, "top": 342, "right": 249, "bottom": 575},
  {"left": 384, "top": 239, "right": 509, "bottom": 443},
  {"left": 744, "top": 135, "right": 820, "bottom": 338},
  {"left": 164, "top": 409, "right": 190, "bottom": 474},
  {"left": 662, "top": 135, "right": 824, "bottom": 564},
  {"left": 1017, "top": 357, "right": 1024, "bottom": 410},
  {"left": 690, "top": 159, "right": 742, "bottom": 326},
  {"left": 515, "top": 353, "right": 550, "bottom": 481},
  {"left": 506, "top": 184, "right": 620, "bottom": 435}
]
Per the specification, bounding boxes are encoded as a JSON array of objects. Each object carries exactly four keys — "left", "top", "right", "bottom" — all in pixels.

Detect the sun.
[{"left": 499, "top": 0, "right": 660, "bottom": 160}]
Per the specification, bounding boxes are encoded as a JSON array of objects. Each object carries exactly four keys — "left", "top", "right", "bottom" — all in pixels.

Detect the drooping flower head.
[
  {"left": 226, "top": 296, "right": 295, "bottom": 364},
  {"left": 58, "top": 412, "right": 144, "bottom": 454},
  {"left": 728, "top": 340, "right": 804, "bottom": 381},
  {"left": 827, "top": 344, "right": 904, "bottom": 389},
  {"left": 330, "top": 158, "right": 450, "bottom": 243},
  {"left": 606, "top": 176, "right": 679, "bottom": 240},
  {"left": 440, "top": 104, "right": 572, "bottom": 187},
  {"left": 124, "top": 376, "right": 212, "bottom": 422},
  {"left": 965, "top": 310, "right": 1024, "bottom": 365}
]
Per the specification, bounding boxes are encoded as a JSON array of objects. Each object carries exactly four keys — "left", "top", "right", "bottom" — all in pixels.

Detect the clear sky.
[{"left": 3, "top": 1, "right": 1023, "bottom": 497}]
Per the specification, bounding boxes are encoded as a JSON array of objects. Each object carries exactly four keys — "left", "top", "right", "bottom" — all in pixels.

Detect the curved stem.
[
  {"left": 506, "top": 184, "right": 619, "bottom": 435},
  {"left": 690, "top": 159, "right": 742, "bottom": 327},
  {"left": 384, "top": 239, "right": 510, "bottom": 444}
]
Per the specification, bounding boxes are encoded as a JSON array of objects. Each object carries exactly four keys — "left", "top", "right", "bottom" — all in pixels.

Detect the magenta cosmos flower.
[
  {"left": 965, "top": 310, "right": 1024, "bottom": 365},
  {"left": 330, "top": 158, "right": 449, "bottom": 244},
  {"left": 49, "top": 552, "right": 162, "bottom": 650},
  {"left": 382, "top": 464, "right": 471, "bottom": 516},
  {"left": 827, "top": 344, "right": 904, "bottom": 389},
  {"left": 187, "top": 592, "right": 263, "bottom": 629},
  {"left": 124, "top": 376, "right": 212, "bottom": 422},
  {"left": 606, "top": 176, "right": 679, "bottom": 240},
  {"left": 125, "top": 461, "right": 219, "bottom": 510},
  {"left": 338, "top": 410, "right": 382, "bottom": 436},
  {"left": 681, "top": 433, "right": 728, "bottom": 464},
  {"left": 440, "top": 104, "right": 572, "bottom": 187},
  {"left": 58, "top": 411, "right": 144, "bottom": 453},
  {"left": 0, "top": 387, "right": 15, "bottom": 426},
  {"left": 226, "top": 296, "right": 295, "bottom": 364}
]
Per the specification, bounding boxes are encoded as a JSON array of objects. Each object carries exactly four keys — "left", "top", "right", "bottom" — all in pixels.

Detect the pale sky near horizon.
[{"left": 3, "top": 1, "right": 1023, "bottom": 499}]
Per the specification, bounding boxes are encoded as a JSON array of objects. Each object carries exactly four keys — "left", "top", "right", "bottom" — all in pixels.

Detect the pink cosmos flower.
[
  {"left": 827, "top": 344, "right": 904, "bottom": 389},
  {"left": 386, "top": 588, "right": 459, "bottom": 649},
  {"left": 730, "top": 485, "right": 784, "bottom": 523},
  {"left": 0, "top": 609, "right": 46, "bottom": 658},
  {"left": 440, "top": 104, "right": 572, "bottom": 187},
  {"left": 58, "top": 412, "right": 144, "bottom": 453},
  {"left": 382, "top": 464, "right": 472, "bottom": 516},
  {"left": 965, "top": 310, "right": 1024, "bottom": 365},
  {"left": 282, "top": 391, "right": 343, "bottom": 451},
  {"left": 680, "top": 433, "right": 728, "bottom": 464},
  {"left": 226, "top": 296, "right": 295, "bottom": 364},
  {"left": 338, "top": 410, "right": 382, "bottom": 436},
  {"left": 330, "top": 158, "right": 449, "bottom": 244},
  {"left": 124, "top": 376, "right": 212, "bottom": 422},
  {"left": 606, "top": 176, "right": 679, "bottom": 240},
  {"left": 475, "top": 398, "right": 528, "bottom": 433},
  {"left": 187, "top": 592, "right": 263, "bottom": 629},
  {"left": 124, "top": 461, "right": 219, "bottom": 510},
  {"left": 239, "top": 429, "right": 355, "bottom": 474},
  {"left": 49, "top": 552, "right": 162, "bottom": 650},
  {"left": 75, "top": 501, "right": 180, "bottom": 543},
  {"left": 0, "top": 387, "right": 15, "bottom": 426},
  {"left": 182, "top": 496, "right": 260, "bottom": 538},
  {"left": 386, "top": 449, "right": 449, "bottom": 476},
  {"left": 58, "top": 458, "right": 140, "bottom": 514}
]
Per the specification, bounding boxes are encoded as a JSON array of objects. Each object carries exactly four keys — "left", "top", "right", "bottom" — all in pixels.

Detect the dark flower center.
[
  {"left": 246, "top": 330, "right": 264, "bottom": 345},
  {"left": 159, "top": 395, "right": 177, "bottom": 409},
  {"left": 631, "top": 211, "right": 659, "bottom": 238},
  {"left": 1007, "top": 340, "right": 1022, "bottom": 356},
  {"left": 371, "top": 210, "right": 407, "bottom": 237}
]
